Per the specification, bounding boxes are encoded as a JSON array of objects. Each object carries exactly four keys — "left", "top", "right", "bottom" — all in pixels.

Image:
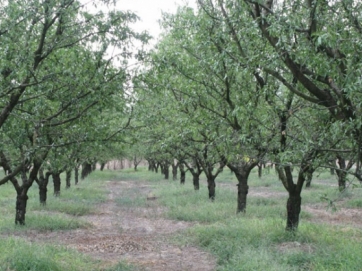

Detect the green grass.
[
  {"left": 175, "top": 210, "right": 362, "bottom": 271},
  {"left": 1, "top": 166, "right": 362, "bottom": 270},
  {"left": 0, "top": 213, "right": 88, "bottom": 233},
  {"left": 0, "top": 168, "right": 141, "bottom": 271},
  {"left": 0, "top": 238, "right": 137, "bottom": 271},
  {"left": 0, "top": 237, "right": 103, "bottom": 271},
  {"left": 146, "top": 166, "right": 362, "bottom": 271},
  {"left": 115, "top": 186, "right": 147, "bottom": 207},
  {"left": 0, "top": 171, "right": 108, "bottom": 232}
]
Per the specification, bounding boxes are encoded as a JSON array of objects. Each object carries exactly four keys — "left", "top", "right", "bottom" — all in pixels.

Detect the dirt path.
[{"left": 13, "top": 180, "right": 216, "bottom": 271}]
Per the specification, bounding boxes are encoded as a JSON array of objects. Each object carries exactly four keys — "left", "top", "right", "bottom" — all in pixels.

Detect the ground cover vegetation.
[
  {"left": 2, "top": 0, "right": 362, "bottom": 269},
  {"left": 0, "top": 170, "right": 138, "bottom": 271},
  {"left": 140, "top": 167, "right": 362, "bottom": 271},
  {"left": 2, "top": 167, "right": 362, "bottom": 270}
]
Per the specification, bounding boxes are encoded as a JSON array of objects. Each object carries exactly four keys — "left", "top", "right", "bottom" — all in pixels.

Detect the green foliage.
[{"left": 0, "top": 0, "right": 149, "bottom": 227}]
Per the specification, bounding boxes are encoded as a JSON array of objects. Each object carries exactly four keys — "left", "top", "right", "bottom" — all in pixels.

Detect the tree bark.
[
  {"left": 100, "top": 162, "right": 106, "bottom": 171},
  {"left": 15, "top": 190, "right": 29, "bottom": 225},
  {"left": 276, "top": 162, "right": 310, "bottom": 231},
  {"left": 185, "top": 159, "right": 203, "bottom": 191},
  {"left": 172, "top": 163, "right": 178, "bottom": 181},
  {"left": 74, "top": 166, "right": 79, "bottom": 185},
  {"left": 53, "top": 172, "right": 61, "bottom": 197},
  {"left": 229, "top": 164, "right": 255, "bottom": 213},
  {"left": 336, "top": 157, "right": 346, "bottom": 191},
  {"left": 258, "top": 163, "right": 262, "bottom": 178},
  {"left": 38, "top": 169, "right": 51, "bottom": 205},
  {"left": 39, "top": 182, "right": 48, "bottom": 205},
  {"left": 203, "top": 163, "right": 224, "bottom": 200},
  {"left": 337, "top": 171, "right": 347, "bottom": 191},
  {"left": 286, "top": 192, "right": 302, "bottom": 231},
  {"left": 305, "top": 167, "right": 314, "bottom": 188},
  {"left": 81, "top": 162, "right": 92, "bottom": 179},
  {"left": 12, "top": 166, "right": 38, "bottom": 225},
  {"left": 192, "top": 174, "right": 200, "bottom": 190},
  {"left": 207, "top": 176, "right": 216, "bottom": 201},
  {"left": 65, "top": 169, "right": 71, "bottom": 189},
  {"left": 147, "top": 160, "right": 155, "bottom": 171},
  {"left": 236, "top": 180, "right": 249, "bottom": 213},
  {"left": 179, "top": 163, "right": 186, "bottom": 185},
  {"left": 163, "top": 164, "right": 169, "bottom": 180},
  {"left": 133, "top": 156, "right": 141, "bottom": 171}
]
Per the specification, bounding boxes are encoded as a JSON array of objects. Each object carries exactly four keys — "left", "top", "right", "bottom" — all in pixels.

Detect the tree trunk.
[
  {"left": 53, "top": 172, "right": 61, "bottom": 197},
  {"left": 236, "top": 181, "right": 249, "bottom": 213},
  {"left": 336, "top": 156, "right": 347, "bottom": 191},
  {"left": 258, "top": 163, "right": 262, "bottom": 178},
  {"left": 286, "top": 192, "right": 302, "bottom": 231},
  {"left": 148, "top": 160, "right": 156, "bottom": 171},
  {"left": 7, "top": 156, "right": 45, "bottom": 225},
  {"left": 81, "top": 162, "right": 92, "bottom": 179},
  {"left": 148, "top": 161, "right": 153, "bottom": 171},
  {"left": 228, "top": 162, "right": 256, "bottom": 213},
  {"left": 187, "top": 164, "right": 202, "bottom": 191},
  {"left": 39, "top": 182, "right": 48, "bottom": 205},
  {"left": 74, "top": 166, "right": 79, "bottom": 185},
  {"left": 100, "top": 162, "right": 106, "bottom": 171},
  {"left": 180, "top": 171, "right": 186, "bottom": 184},
  {"left": 207, "top": 176, "right": 216, "bottom": 201},
  {"left": 38, "top": 170, "right": 51, "bottom": 205},
  {"left": 337, "top": 171, "right": 347, "bottom": 191},
  {"left": 164, "top": 165, "right": 169, "bottom": 180},
  {"left": 133, "top": 156, "right": 141, "bottom": 171},
  {"left": 65, "top": 169, "right": 71, "bottom": 189},
  {"left": 305, "top": 167, "right": 314, "bottom": 188},
  {"left": 233, "top": 169, "right": 251, "bottom": 213},
  {"left": 192, "top": 174, "right": 200, "bottom": 190},
  {"left": 172, "top": 164, "right": 178, "bottom": 181},
  {"left": 179, "top": 163, "right": 186, "bottom": 185},
  {"left": 15, "top": 190, "right": 29, "bottom": 225}
]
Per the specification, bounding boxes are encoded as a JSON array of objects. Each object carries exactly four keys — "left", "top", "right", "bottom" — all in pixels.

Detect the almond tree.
[{"left": 0, "top": 0, "right": 148, "bottom": 225}]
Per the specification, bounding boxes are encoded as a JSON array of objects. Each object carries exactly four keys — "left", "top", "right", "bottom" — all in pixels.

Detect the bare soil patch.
[
  {"left": 304, "top": 204, "right": 362, "bottom": 227},
  {"left": 7, "top": 180, "right": 216, "bottom": 271}
]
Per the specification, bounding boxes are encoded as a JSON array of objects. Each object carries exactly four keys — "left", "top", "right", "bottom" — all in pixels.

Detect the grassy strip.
[
  {"left": 0, "top": 213, "right": 88, "bottom": 233},
  {"left": 1, "top": 166, "right": 361, "bottom": 270},
  {"left": 145, "top": 167, "right": 362, "bottom": 271},
  {"left": 0, "top": 237, "right": 138, "bottom": 271},
  {"left": 0, "top": 169, "right": 140, "bottom": 271},
  {"left": 0, "top": 237, "right": 95, "bottom": 271}
]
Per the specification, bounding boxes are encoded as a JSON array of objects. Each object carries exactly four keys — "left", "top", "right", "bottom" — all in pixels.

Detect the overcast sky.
[
  {"left": 82, "top": 0, "right": 197, "bottom": 66},
  {"left": 117, "top": 0, "right": 197, "bottom": 42}
]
